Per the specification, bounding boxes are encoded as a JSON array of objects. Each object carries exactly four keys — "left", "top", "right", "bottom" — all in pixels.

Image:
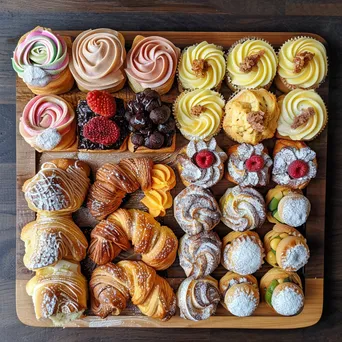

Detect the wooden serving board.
[{"left": 16, "top": 31, "right": 327, "bottom": 329}]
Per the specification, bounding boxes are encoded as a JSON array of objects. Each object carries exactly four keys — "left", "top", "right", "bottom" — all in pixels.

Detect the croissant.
[
  {"left": 89, "top": 208, "right": 178, "bottom": 270},
  {"left": 26, "top": 260, "right": 87, "bottom": 326},
  {"left": 90, "top": 260, "right": 176, "bottom": 320}
]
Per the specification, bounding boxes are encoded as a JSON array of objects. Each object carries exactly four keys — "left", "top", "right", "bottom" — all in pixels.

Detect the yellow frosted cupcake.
[
  {"left": 178, "top": 41, "right": 226, "bottom": 90},
  {"left": 226, "top": 38, "right": 278, "bottom": 91},
  {"left": 173, "top": 89, "right": 225, "bottom": 141},
  {"left": 277, "top": 89, "right": 327, "bottom": 141},
  {"left": 275, "top": 36, "right": 328, "bottom": 93}
]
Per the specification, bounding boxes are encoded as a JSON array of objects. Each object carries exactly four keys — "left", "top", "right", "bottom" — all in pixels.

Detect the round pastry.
[
  {"left": 174, "top": 184, "right": 221, "bottom": 236},
  {"left": 219, "top": 186, "right": 266, "bottom": 232},
  {"left": 69, "top": 28, "right": 126, "bottom": 92},
  {"left": 223, "top": 89, "right": 280, "bottom": 145},
  {"left": 19, "top": 95, "right": 76, "bottom": 152},
  {"left": 178, "top": 231, "right": 222, "bottom": 279},
  {"left": 264, "top": 224, "right": 310, "bottom": 271},
  {"left": 275, "top": 36, "right": 328, "bottom": 93},
  {"left": 176, "top": 138, "right": 227, "bottom": 188},
  {"left": 226, "top": 143, "right": 272, "bottom": 187},
  {"left": 226, "top": 37, "right": 278, "bottom": 91},
  {"left": 125, "top": 35, "right": 180, "bottom": 95},
  {"left": 177, "top": 276, "right": 221, "bottom": 321},
  {"left": 12, "top": 26, "right": 74, "bottom": 95},
  {"left": 221, "top": 231, "right": 264, "bottom": 275},
  {"left": 277, "top": 89, "right": 328, "bottom": 141},
  {"left": 173, "top": 89, "right": 225, "bottom": 141},
  {"left": 272, "top": 139, "right": 317, "bottom": 189},
  {"left": 219, "top": 271, "right": 259, "bottom": 317},
  {"left": 265, "top": 185, "right": 311, "bottom": 227},
  {"left": 178, "top": 41, "right": 226, "bottom": 90},
  {"left": 260, "top": 267, "right": 304, "bottom": 316}
]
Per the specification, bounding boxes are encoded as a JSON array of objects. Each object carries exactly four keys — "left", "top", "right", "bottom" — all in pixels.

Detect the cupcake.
[
  {"left": 12, "top": 26, "right": 73, "bottom": 95},
  {"left": 226, "top": 143, "right": 272, "bottom": 187},
  {"left": 226, "top": 37, "right": 278, "bottom": 91},
  {"left": 178, "top": 41, "right": 226, "bottom": 90},
  {"left": 69, "top": 29, "right": 126, "bottom": 93},
  {"left": 223, "top": 89, "right": 280, "bottom": 145},
  {"left": 272, "top": 140, "right": 317, "bottom": 189},
  {"left": 176, "top": 138, "right": 227, "bottom": 188},
  {"left": 19, "top": 95, "right": 76, "bottom": 152},
  {"left": 173, "top": 89, "right": 225, "bottom": 141},
  {"left": 275, "top": 36, "right": 328, "bottom": 93},
  {"left": 125, "top": 35, "right": 180, "bottom": 95},
  {"left": 277, "top": 89, "right": 328, "bottom": 141}
]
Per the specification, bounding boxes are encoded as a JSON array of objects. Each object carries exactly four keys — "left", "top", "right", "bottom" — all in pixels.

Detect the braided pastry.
[
  {"left": 90, "top": 261, "right": 176, "bottom": 321},
  {"left": 89, "top": 208, "right": 178, "bottom": 270}
]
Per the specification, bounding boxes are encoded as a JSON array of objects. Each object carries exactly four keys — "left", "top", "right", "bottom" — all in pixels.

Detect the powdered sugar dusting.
[
  {"left": 271, "top": 286, "right": 304, "bottom": 316},
  {"left": 35, "top": 128, "right": 62, "bottom": 151},
  {"left": 279, "top": 195, "right": 311, "bottom": 227},
  {"left": 281, "top": 244, "right": 309, "bottom": 270},
  {"left": 227, "top": 287, "right": 258, "bottom": 317}
]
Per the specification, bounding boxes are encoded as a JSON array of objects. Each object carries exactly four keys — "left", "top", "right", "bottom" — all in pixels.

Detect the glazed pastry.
[
  {"left": 219, "top": 186, "right": 266, "bottom": 232},
  {"left": 226, "top": 143, "right": 272, "bottom": 187},
  {"left": 272, "top": 139, "right": 317, "bottom": 189},
  {"left": 221, "top": 231, "right": 264, "bottom": 275},
  {"left": 19, "top": 95, "right": 76, "bottom": 152},
  {"left": 125, "top": 89, "right": 176, "bottom": 152},
  {"left": 174, "top": 185, "right": 221, "bottom": 236},
  {"left": 12, "top": 26, "right": 74, "bottom": 95},
  {"left": 77, "top": 90, "right": 129, "bottom": 152},
  {"left": 90, "top": 261, "right": 176, "bottom": 320},
  {"left": 277, "top": 89, "right": 328, "bottom": 141},
  {"left": 21, "top": 213, "right": 88, "bottom": 271},
  {"left": 177, "top": 276, "right": 220, "bottom": 321},
  {"left": 178, "top": 41, "right": 225, "bottom": 90},
  {"left": 26, "top": 260, "right": 87, "bottom": 326},
  {"left": 173, "top": 89, "right": 225, "bottom": 141},
  {"left": 266, "top": 186, "right": 311, "bottom": 227},
  {"left": 223, "top": 89, "right": 280, "bottom": 144},
  {"left": 219, "top": 272, "right": 259, "bottom": 317},
  {"left": 69, "top": 28, "right": 126, "bottom": 92},
  {"left": 226, "top": 37, "right": 277, "bottom": 91},
  {"left": 23, "top": 159, "right": 90, "bottom": 213},
  {"left": 88, "top": 208, "right": 178, "bottom": 270},
  {"left": 125, "top": 35, "right": 180, "bottom": 95},
  {"left": 260, "top": 267, "right": 304, "bottom": 316},
  {"left": 176, "top": 138, "right": 227, "bottom": 188},
  {"left": 264, "top": 224, "right": 310, "bottom": 271},
  {"left": 275, "top": 36, "right": 328, "bottom": 93},
  {"left": 178, "top": 231, "right": 222, "bottom": 279}
]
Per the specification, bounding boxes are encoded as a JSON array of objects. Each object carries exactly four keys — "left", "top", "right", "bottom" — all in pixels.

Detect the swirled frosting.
[
  {"left": 141, "top": 189, "right": 173, "bottom": 217},
  {"left": 178, "top": 41, "right": 226, "bottom": 90},
  {"left": 69, "top": 28, "right": 126, "bottom": 91},
  {"left": 174, "top": 89, "right": 225, "bottom": 140},
  {"left": 277, "top": 89, "right": 327, "bottom": 140},
  {"left": 125, "top": 36, "right": 180, "bottom": 89},
  {"left": 151, "top": 164, "right": 176, "bottom": 191},
  {"left": 219, "top": 186, "right": 266, "bottom": 231},
  {"left": 278, "top": 37, "right": 328, "bottom": 89},
  {"left": 227, "top": 38, "right": 278, "bottom": 89},
  {"left": 12, "top": 27, "right": 69, "bottom": 87},
  {"left": 19, "top": 95, "right": 75, "bottom": 150}
]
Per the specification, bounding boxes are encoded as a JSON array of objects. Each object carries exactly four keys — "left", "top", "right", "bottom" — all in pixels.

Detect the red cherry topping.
[
  {"left": 288, "top": 160, "right": 309, "bottom": 179},
  {"left": 245, "top": 155, "right": 265, "bottom": 172},
  {"left": 195, "top": 150, "right": 216, "bottom": 169},
  {"left": 83, "top": 116, "right": 120, "bottom": 145},
  {"left": 86, "top": 90, "right": 116, "bottom": 118}
]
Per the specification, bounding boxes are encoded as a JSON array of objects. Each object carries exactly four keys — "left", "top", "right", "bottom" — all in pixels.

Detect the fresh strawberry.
[
  {"left": 288, "top": 160, "right": 309, "bottom": 178},
  {"left": 86, "top": 90, "right": 116, "bottom": 118},
  {"left": 83, "top": 116, "right": 120, "bottom": 145},
  {"left": 245, "top": 155, "right": 265, "bottom": 172},
  {"left": 195, "top": 150, "right": 216, "bottom": 169}
]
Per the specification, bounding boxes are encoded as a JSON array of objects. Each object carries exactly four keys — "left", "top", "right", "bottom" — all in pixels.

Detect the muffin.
[
  {"left": 173, "top": 89, "right": 225, "bottom": 141},
  {"left": 226, "top": 37, "right": 278, "bottom": 91},
  {"left": 178, "top": 41, "right": 226, "bottom": 90},
  {"left": 275, "top": 36, "right": 328, "bottom": 93},
  {"left": 277, "top": 89, "right": 328, "bottom": 141},
  {"left": 223, "top": 89, "right": 280, "bottom": 145}
]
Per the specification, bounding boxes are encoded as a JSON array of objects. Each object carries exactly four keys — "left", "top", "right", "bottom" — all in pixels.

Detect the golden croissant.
[
  {"left": 90, "top": 260, "right": 176, "bottom": 321},
  {"left": 89, "top": 208, "right": 178, "bottom": 270}
]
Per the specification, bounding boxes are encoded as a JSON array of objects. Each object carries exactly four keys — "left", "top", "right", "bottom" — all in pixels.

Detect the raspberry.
[
  {"left": 245, "top": 155, "right": 265, "bottom": 172},
  {"left": 288, "top": 160, "right": 309, "bottom": 179},
  {"left": 86, "top": 90, "right": 116, "bottom": 118},
  {"left": 83, "top": 116, "right": 120, "bottom": 145},
  {"left": 195, "top": 150, "right": 216, "bottom": 169}
]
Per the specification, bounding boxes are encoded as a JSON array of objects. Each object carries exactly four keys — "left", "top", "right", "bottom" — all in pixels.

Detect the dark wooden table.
[{"left": 1, "top": 1, "right": 341, "bottom": 341}]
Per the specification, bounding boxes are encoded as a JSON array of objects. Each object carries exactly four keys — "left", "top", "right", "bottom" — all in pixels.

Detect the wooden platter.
[{"left": 16, "top": 31, "right": 327, "bottom": 328}]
